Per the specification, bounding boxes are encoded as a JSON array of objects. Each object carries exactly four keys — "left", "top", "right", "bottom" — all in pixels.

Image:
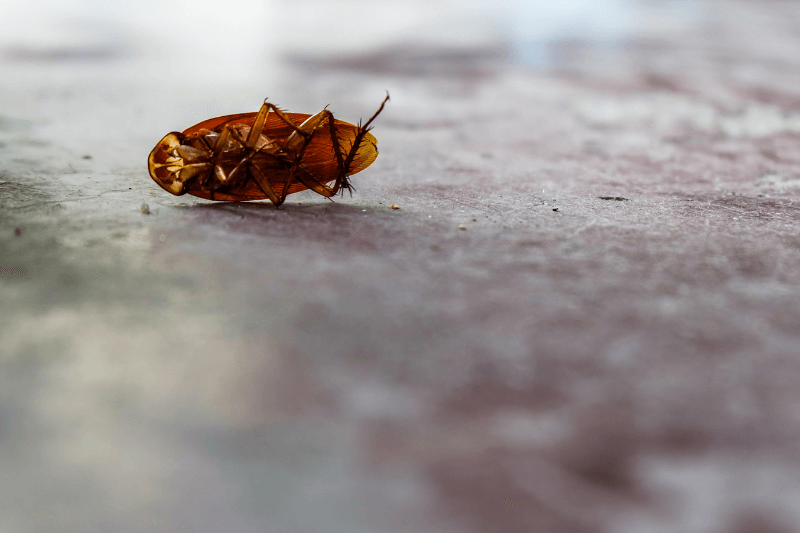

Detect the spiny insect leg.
[
  {"left": 362, "top": 92, "right": 391, "bottom": 132},
  {"left": 249, "top": 161, "right": 281, "bottom": 205},
  {"left": 280, "top": 107, "right": 337, "bottom": 156},
  {"left": 280, "top": 108, "right": 349, "bottom": 196},
  {"left": 284, "top": 108, "right": 349, "bottom": 195},
  {"left": 259, "top": 102, "right": 311, "bottom": 140},
  {"left": 320, "top": 110, "right": 350, "bottom": 195},
  {"left": 325, "top": 113, "right": 345, "bottom": 171},
  {"left": 342, "top": 93, "right": 389, "bottom": 179},
  {"left": 275, "top": 155, "right": 332, "bottom": 206},
  {"left": 205, "top": 125, "right": 241, "bottom": 191},
  {"left": 212, "top": 125, "right": 235, "bottom": 158},
  {"left": 245, "top": 101, "right": 271, "bottom": 148},
  {"left": 293, "top": 165, "right": 336, "bottom": 198},
  {"left": 223, "top": 158, "right": 249, "bottom": 189},
  {"left": 276, "top": 161, "right": 301, "bottom": 207},
  {"left": 276, "top": 123, "right": 319, "bottom": 205}
]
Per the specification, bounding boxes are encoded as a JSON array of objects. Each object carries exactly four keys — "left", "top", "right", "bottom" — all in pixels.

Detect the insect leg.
[
  {"left": 293, "top": 165, "right": 336, "bottom": 198},
  {"left": 276, "top": 162, "right": 300, "bottom": 206},
  {"left": 280, "top": 108, "right": 349, "bottom": 194},
  {"left": 258, "top": 103, "right": 310, "bottom": 140},
  {"left": 342, "top": 93, "right": 390, "bottom": 177},
  {"left": 273, "top": 163, "right": 336, "bottom": 207},
  {"left": 272, "top": 95, "right": 388, "bottom": 204},
  {"left": 273, "top": 107, "right": 344, "bottom": 183},
  {"left": 201, "top": 125, "right": 243, "bottom": 191},
  {"left": 249, "top": 161, "right": 282, "bottom": 205},
  {"left": 318, "top": 110, "right": 353, "bottom": 196},
  {"left": 362, "top": 92, "right": 390, "bottom": 132},
  {"left": 245, "top": 101, "right": 271, "bottom": 148},
  {"left": 272, "top": 111, "right": 331, "bottom": 204},
  {"left": 212, "top": 125, "right": 234, "bottom": 157}
]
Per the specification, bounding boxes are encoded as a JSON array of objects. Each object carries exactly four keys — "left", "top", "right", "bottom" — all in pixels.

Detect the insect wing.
[{"left": 181, "top": 112, "right": 264, "bottom": 136}]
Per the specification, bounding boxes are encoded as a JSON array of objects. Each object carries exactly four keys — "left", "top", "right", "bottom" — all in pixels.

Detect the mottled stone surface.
[{"left": 2, "top": 1, "right": 800, "bottom": 532}]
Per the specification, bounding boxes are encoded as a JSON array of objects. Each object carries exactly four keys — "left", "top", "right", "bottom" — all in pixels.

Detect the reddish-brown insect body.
[{"left": 148, "top": 94, "right": 389, "bottom": 206}]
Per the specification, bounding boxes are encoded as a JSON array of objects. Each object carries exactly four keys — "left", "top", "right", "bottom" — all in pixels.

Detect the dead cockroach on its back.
[{"left": 148, "top": 94, "right": 389, "bottom": 206}]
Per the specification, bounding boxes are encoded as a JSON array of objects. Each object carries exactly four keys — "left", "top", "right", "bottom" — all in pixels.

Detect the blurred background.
[
  {"left": 4, "top": 1, "right": 800, "bottom": 533},
  {"left": 0, "top": 0, "right": 707, "bottom": 109},
  {"left": 0, "top": 0, "right": 695, "bottom": 68}
]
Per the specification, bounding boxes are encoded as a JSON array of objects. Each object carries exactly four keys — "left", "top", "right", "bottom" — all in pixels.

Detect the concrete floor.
[{"left": 2, "top": 1, "right": 800, "bottom": 532}]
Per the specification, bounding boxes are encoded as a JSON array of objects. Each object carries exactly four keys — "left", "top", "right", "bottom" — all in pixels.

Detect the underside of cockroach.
[{"left": 148, "top": 94, "right": 389, "bottom": 206}]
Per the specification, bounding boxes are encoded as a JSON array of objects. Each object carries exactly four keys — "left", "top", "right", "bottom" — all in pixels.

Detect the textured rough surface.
[{"left": 2, "top": 1, "right": 800, "bottom": 532}]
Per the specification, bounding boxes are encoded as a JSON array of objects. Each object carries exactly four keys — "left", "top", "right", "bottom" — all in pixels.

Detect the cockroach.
[{"left": 148, "top": 93, "right": 389, "bottom": 206}]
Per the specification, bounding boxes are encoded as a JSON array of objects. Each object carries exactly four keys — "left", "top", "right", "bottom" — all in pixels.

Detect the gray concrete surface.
[{"left": 2, "top": 1, "right": 800, "bottom": 532}]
